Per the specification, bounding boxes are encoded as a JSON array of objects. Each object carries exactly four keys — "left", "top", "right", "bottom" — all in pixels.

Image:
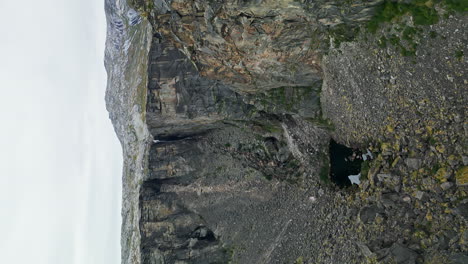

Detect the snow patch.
[{"left": 348, "top": 173, "right": 361, "bottom": 185}]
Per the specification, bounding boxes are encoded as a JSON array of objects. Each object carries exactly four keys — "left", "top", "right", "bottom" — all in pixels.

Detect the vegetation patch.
[
  {"left": 456, "top": 166, "right": 468, "bottom": 186},
  {"left": 360, "top": 160, "right": 370, "bottom": 180},
  {"left": 222, "top": 245, "right": 236, "bottom": 263},
  {"left": 367, "top": 0, "right": 440, "bottom": 33},
  {"left": 319, "top": 153, "right": 330, "bottom": 184},
  {"left": 128, "top": 0, "right": 154, "bottom": 17},
  {"left": 252, "top": 120, "right": 283, "bottom": 133},
  {"left": 445, "top": 0, "right": 468, "bottom": 12},
  {"left": 323, "top": 0, "right": 467, "bottom": 54},
  {"left": 329, "top": 23, "right": 361, "bottom": 48},
  {"left": 294, "top": 256, "right": 304, "bottom": 264},
  {"left": 306, "top": 116, "right": 335, "bottom": 131},
  {"left": 365, "top": 0, "right": 467, "bottom": 33},
  {"left": 257, "top": 85, "right": 319, "bottom": 115}
]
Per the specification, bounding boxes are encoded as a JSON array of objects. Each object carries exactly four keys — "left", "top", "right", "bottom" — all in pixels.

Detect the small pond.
[{"left": 329, "top": 139, "right": 364, "bottom": 187}]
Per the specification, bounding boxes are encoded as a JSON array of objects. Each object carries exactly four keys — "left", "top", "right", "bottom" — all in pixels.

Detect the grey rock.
[
  {"left": 381, "top": 193, "right": 401, "bottom": 209},
  {"left": 359, "top": 205, "right": 383, "bottom": 224},
  {"left": 405, "top": 158, "right": 422, "bottom": 170},
  {"left": 440, "top": 181, "right": 454, "bottom": 191},
  {"left": 377, "top": 174, "right": 401, "bottom": 192},
  {"left": 454, "top": 202, "right": 468, "bottom": 219},
  {"left": 435, "top": 235, "right": 449, "bottom": 250},
  {"left": 462, "top": 156, "right": 468, "bottom": 166},
  {"left": 402, "top": 196, "right": 411, "bottom": 203},
  {"left": 356, "top": 242, "right": 376, "bottom": 258},
  {"left": 449, "top": 253, "right": 468, "bottom": 264},
  {"left": 415, "top": 191, "right": 425, "bottom": 200},
  {"left": 381, "top": 243, "right": 418, "bottom": 264}
]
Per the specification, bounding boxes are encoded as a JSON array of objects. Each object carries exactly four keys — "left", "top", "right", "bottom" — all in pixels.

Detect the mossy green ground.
[{"left": 327, "top": 0, "right": 467, "bottom": 54}]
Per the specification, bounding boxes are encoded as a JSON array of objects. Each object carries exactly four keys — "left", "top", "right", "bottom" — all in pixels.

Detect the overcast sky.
[{"left": 0, "top": 1, "right": 122, "bottom": 263}]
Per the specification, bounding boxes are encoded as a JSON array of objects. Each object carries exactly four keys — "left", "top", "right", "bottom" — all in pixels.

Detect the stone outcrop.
[
  {"left": 105, "top": 0, "right": 467, "bottom": 263},
  {"left": 130, "top": 0, "right": 385, "bottom": 91}
]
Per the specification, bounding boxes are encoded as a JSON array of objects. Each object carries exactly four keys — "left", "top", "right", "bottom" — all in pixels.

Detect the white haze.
[{"left": 0, "top": 1, "right": 122, "bottom": 263}]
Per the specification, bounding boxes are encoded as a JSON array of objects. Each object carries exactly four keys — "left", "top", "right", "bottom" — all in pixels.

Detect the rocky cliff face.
[{"left": 105, "top": 0, "right": 467, "bottom": 263}]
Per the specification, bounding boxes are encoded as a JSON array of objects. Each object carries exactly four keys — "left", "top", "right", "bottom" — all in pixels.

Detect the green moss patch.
[
  {"left": 367, "top": 0, "right": 440, "bottom": 33},
  {"left": 319, "top": 153, "right": 330, "bottom": 184},
  {"left": 445, "top": 0, "right": 468, "bottom": 12}
]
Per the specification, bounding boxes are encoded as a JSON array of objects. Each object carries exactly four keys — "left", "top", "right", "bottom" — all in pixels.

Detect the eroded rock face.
[
  {"left": 151, "top": 0, "right": 322, "bottom": 91},
  {"left": 146, "top": 37, "right": 255, "bottom": 138},
  {"left": 140, "top": 177, "right": 229, "bottom": 264},
  {"left": 140, "top": 114, "right": 334, "bottom": 263},
  {"left": 131, "top": 0, "right": 383, "bottom": 92},
  {"left": 105, "top": 0, "right": 468, "bottom": 263}
]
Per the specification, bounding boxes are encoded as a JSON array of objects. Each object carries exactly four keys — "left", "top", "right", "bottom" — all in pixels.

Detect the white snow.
[
  {"left": 362, "top": 149, "right": 373, "bottom": 161},
  {"left": 348, "top": 173, "right": 361, "bottom": 185}
]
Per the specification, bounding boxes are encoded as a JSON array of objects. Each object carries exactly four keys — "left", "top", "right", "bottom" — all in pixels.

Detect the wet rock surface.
[{"left": 105, "top": 0, "right": 467, "bottom": 263}]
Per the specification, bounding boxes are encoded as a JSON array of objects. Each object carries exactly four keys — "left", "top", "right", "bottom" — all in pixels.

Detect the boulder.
[
  {"left": 359, "top": 205, "right": 383, "bottom": 224},
  {"left": 440, "top": 182, "right": 454, "bottom": 191},
  {"left": 377, "top": 173, "right": 401, "bottom": 192},
  {"left": 415, "top": 191, "right": 425, "bottom": 200},
  {"left": 449, "top": 253, "right": 468, "bottom": 264},
  {"left": 356, "top": 242, "right": 376, "bottom": 259},
  {"left": 380, "top": 243, "right": 418, "bottom": 264},
  {"left": 405, "top": 158, "right": 422, "bottom": 170}
]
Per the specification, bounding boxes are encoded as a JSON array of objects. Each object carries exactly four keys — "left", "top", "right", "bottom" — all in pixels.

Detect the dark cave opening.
[{"left": 329, "top": 139, "right": 363, "bottom": 187}]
